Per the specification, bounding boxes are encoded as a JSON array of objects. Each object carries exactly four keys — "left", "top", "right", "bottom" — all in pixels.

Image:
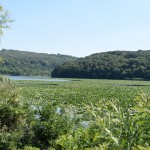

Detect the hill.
[
  {"left": 52, "top": 50, "right": 150, "bottom": 80},
  {"left": 0, "top": 49, "right": 77, "bottom": 76}
]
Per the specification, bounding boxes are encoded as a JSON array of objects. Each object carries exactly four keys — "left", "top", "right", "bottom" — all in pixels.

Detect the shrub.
[{"left": 0, "top": 76, "right": 27, "bottom": 149}]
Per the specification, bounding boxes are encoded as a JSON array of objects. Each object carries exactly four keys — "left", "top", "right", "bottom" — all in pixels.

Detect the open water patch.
[{"left": 8, "top": 76, "right": 70, "bottom": 82}]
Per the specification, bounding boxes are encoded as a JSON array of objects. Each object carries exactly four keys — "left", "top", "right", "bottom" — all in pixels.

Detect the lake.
[{"left": 8, "top": 76, "right": 69, "bottom": 82}]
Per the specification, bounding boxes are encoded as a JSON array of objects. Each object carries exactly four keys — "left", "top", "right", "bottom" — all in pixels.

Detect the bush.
[{"left": 0, "top": 76, "right": 27, "bottom": 149}]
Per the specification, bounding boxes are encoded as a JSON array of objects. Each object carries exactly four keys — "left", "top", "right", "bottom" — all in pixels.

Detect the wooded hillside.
[
  {"left": 52, "top": 50, "right": 150, "bottom": 80},
  {"left": 0, "top": 49, "right": 77, "bottom": 76}
]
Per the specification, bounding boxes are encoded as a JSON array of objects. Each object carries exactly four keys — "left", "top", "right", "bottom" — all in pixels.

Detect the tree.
[
  {"left": 0, "top": 4, "right": 13, "bottom": 36},
  {"left": 0, "top": 4, "right": 13, "bottom": 64},
  {"left": 52, "top": 50, "right": 150, "bottom": 80}
]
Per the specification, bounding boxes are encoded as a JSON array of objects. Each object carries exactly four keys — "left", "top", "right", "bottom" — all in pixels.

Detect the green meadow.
[{"left": 1, "top": 77, "right": 150, "bottom": 149}]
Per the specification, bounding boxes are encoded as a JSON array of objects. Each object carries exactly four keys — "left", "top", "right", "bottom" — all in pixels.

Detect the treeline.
[
  {"left": 0, "top": 49, "right": 77, "bottom": 76},
  {"left": 52, "top": 50, "right": 150, "bottom": 80}
]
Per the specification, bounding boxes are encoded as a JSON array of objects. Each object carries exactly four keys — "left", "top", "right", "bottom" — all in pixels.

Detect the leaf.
[
  {"left": 105, "top": 128, "right": 111, "bottom": 135},
  {"left": 110, "top": 102, "right": 119, "bottom": 112},
  {"left": 105, "top": 128, "right": 119, "bottom": 145},
  {"left": 111, "top": 136, "right": 119, "bottom": 145}
]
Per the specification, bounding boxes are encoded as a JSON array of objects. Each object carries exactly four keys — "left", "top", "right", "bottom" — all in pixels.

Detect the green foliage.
[
  {"left": 1, "top": 78, "right": 150, "bottom": 149},
  {"left": 25, "top": 101, "right": 73, "bottom": 149},
  {"left": 133, "top": 146, "right": 150, "bottom": 150},
  {"left": 52, "top": 50, "right": 150, "bottom": 80},
  {"left": 0, "top": 56, "right": 3, "bottom": 64},
  {"left": 55, "top": 94, "right": 150, "bottom": 150},
  {"left": 0, "top": 76, "right": 27, "bottom": 149},
  {"left": 0, "top": 49, "right": 77, "bottom": 76},
  {"left": 18, "top": 79, "right": 150, "bottom": 149},
  {"left": 0, "top": 4, "right": 14, "bottom": 36},
  {"left": 22, "top": 146, "right": 40, "bottom": 150}
]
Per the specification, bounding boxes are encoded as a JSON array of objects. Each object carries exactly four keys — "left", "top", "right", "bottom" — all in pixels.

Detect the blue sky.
[{"left": 0, "top": 0, "right": 150, "bottom": 57}]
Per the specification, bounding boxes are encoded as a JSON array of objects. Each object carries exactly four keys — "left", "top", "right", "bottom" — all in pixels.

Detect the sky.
[{"left": 0, "top": 0, "right": 150, "bottom": 57}]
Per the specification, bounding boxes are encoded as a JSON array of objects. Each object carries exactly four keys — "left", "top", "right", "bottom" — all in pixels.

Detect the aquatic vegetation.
[{"left": 1, "top": 78, "right": 150, "bottom": 149}]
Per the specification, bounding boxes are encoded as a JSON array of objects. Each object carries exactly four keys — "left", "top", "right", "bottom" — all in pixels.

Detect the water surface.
[{"left": 8, "top": 76, "right": 69, "bottom": 82}]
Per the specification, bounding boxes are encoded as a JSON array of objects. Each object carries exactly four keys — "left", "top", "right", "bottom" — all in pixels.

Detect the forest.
[
  {"left": 0, "top": 49, "right": 77, "bottom": 76},
  {"left": 52, "top": 50, "right": 150, "bottom": 80}
]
